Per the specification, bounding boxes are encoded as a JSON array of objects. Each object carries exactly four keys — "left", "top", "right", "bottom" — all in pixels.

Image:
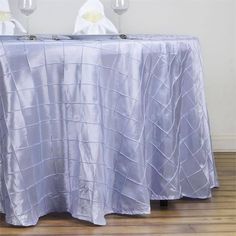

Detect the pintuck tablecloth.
[{"left": 0, "top": 35, "right": 218, "bottom": 226}]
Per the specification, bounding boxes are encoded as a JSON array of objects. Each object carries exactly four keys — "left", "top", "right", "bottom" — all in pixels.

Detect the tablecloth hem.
[{"left": 0, "top": 185, "right": 219, "bottom": 227}]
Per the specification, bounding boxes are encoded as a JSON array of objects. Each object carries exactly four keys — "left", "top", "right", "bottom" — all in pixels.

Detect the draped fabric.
[{"left": 0, "top": 35, "right": 218, "bottom": 226}]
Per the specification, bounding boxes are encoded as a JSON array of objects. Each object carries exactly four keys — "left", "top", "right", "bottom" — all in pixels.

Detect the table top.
[
  {"left": 0, "top": 34, "right": 199, "bottom": 41},
  {"left": 0, "top": 35, "right": 201, "bottom": 54},
  {"left": 0, "top": 34, "right": 202, "bottom": 68}
]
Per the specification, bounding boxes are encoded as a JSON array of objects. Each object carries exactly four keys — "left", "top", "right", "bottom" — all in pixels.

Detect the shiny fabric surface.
[{"left": 0, "top": 35, "right": 219, "bottom": 226}]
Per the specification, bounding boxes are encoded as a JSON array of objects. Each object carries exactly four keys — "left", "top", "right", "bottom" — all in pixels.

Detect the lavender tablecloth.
[{"left": 0, "top": 35, "right": 218, "bottom": 226}]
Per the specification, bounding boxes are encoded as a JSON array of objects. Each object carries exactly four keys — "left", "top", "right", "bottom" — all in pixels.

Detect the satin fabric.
[{"left": 0, "top": 35, "right": 218, "bottom": 226}]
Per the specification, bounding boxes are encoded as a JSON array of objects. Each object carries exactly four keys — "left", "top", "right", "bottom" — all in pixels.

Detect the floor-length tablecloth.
[{"left": 0, "top": 35, "right": 218, "bottom": 226}]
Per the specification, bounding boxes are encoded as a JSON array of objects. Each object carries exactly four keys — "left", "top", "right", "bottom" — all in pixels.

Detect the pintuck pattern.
[{"left": 0, "top": 35, "right": 218, "bottom": 226}]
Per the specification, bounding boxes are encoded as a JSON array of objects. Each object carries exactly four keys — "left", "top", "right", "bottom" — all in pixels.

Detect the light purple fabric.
[{"left": 0, "top": 35, "right": 218, "bottom": 226}]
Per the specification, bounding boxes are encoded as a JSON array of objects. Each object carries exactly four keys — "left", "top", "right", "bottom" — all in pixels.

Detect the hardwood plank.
[
  {"left": 192, "top": 224, "right": 236, "bottom": 233},
  {"left": 140, "top": 209, "right": 236, "bottom": 217},
  {"left": 0, "top": 224, "right": 235, "bottom": 235},
  {"left": 0, "top": 225, "right": 195, "bottom": 235},
  {"left": 21, "top": 216, "right": 236, "bottom": 227},
  {"left": 212, "top": 192, "right": 236, "bottom": 197}
]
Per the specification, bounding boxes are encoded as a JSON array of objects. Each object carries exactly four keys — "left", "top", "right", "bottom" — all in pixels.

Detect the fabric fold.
[{"left": 0, "top": 35, "right": 218, "bottom": 226}]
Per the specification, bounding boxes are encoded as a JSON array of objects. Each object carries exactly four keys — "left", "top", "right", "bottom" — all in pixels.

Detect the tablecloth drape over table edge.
[{"left": 0, "top": 35, "right": 218, "bottom": 226}]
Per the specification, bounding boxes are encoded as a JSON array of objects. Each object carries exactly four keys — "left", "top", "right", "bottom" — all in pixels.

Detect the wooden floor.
[{"left": 0, "top": 153, "right": 236, "bottom": 236}]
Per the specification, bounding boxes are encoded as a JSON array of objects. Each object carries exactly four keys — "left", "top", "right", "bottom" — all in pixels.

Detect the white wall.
[{"left": 9, "top": 0, "right": 236, "bottom": 152}]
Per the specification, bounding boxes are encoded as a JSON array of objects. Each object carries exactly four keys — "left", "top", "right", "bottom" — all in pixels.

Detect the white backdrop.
[{"left": 9, "top": 0, "right": 236, "bottom": 152}]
